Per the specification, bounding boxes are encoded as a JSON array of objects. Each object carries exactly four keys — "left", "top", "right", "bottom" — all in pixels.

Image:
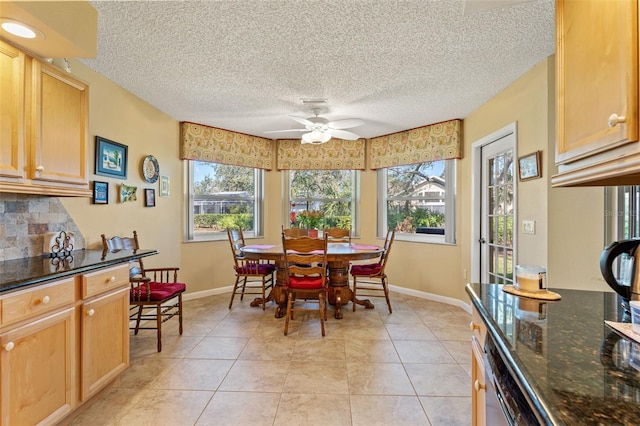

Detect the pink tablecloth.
[
  {"left": 350, "top": 244, "right": 380, "bottom": 250},
  {"left": 243, "top": 244, "right": 275, "bottom": 249}
]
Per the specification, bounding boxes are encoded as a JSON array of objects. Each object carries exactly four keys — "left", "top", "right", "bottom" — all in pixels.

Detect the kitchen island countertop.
[
  {"left": 466, "top": 283, "right": 640, "bottom": 425},
  {"left": 0, "top": 248, "right": 158, "bottom": 293}
]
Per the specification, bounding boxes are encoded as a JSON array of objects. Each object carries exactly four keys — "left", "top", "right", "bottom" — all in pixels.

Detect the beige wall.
[
  {"left": 463, "top": 56, "right": 607, "bottom": 295},
  {"left": 58, "top": 54, "right": 609, "bottom": 304},
  {"left": 59, "top": 59, "right": 183, "bottom": 273}
]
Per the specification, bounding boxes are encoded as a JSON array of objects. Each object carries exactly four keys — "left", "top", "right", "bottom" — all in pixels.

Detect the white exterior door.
[{"left": 472, "top": 123, "right": 516, "bottom": 284}]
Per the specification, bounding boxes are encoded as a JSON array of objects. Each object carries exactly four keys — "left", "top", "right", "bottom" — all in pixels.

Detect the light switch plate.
[{"left": 523, "top": 220, "right": 535, "bottom": 235}]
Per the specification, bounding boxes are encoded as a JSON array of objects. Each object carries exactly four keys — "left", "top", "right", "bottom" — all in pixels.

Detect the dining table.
[{"left": 241, "top": 242, "right": 384, "bottom": 319}]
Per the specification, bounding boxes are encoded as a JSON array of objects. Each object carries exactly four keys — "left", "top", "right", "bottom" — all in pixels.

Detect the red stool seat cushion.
[
  {"left": 289, "top": 276, "right": 324, "bottom": 289},
  {"left": 131, "top": 282, "right": 186, "bottom": 301},
  {"left": 351, "top": 263, "right": 382, "bottom": 276},
  {"left": 235, "top": 264, "right": 275, "bottom": 275}
]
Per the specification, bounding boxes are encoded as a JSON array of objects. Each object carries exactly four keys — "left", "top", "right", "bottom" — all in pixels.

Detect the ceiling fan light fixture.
[{"left": 302, "top": 131, "right": 331, "bottom": 144}]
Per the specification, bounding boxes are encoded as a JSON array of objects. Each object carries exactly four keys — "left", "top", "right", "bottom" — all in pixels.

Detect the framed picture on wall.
[
  {"left": 145, "top": 188, "right": 156, "bottom": 207},
  {"left": 518, "top": 151, "right": 542, "bottom": 181},
  {"left": 93, "top": 181, "right": 108, "bottom": 204},
  {"left": 160, "top": 175, "right": 170, "bottom": 197},
  {"left": 95, "top": 136, "right": 128, "bottom": 179}
]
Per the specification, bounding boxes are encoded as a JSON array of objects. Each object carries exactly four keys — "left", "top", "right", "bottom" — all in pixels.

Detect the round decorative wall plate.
[{"left": 142, "top": 155, "right": 159, "bottom": 183}]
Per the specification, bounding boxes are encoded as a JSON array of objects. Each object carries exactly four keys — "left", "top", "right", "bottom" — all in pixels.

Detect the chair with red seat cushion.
[
  {"left": 351, "top": 229, "right": 395, "bottom": 313},
  {"left": 227, "top": 228, "right": 275, "bottom": 310},
  {"left": 281, "top": 233, "right": 329, "bottom": 336},
  {"left": 101, "top": 231, "right": 186, "bottom": 352}
]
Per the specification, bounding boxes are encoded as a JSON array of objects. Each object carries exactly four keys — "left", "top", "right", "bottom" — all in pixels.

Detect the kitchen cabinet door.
[
  {"left": 556, "top": 0, "right": 638, "bottom": 165},
  {"left": 0, "top": 307, "right": 75, "bottom": 426},
  {"left": 470, "top": 309, "right": 487, "bottom": 426},
  {"left": 29, "top": 59, "right": 89, "bottom": 187},
  {"left": 0, "top": 41, "right": 25, "bottom": 181},
  {"left": 80, "top": 287, "right": 129, "bottom": 401}
]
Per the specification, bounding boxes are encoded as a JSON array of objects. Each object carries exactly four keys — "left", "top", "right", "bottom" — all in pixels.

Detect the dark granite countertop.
[
  {"left": 0, "top": 248, "right": 158, "bottom": 293},
  {"left": 466, "top": 283, "right": 640, "bottom": 426}
]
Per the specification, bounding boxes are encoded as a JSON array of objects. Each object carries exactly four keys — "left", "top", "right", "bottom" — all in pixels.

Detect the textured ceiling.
[{"left": 80, "top": 0, "right": 555, "bottom": 140}]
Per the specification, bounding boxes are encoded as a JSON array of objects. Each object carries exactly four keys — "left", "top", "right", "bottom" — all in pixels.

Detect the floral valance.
[
  {"left": 180, "top": 122, "right": 274, "bottom": 170},
  {"left": 368, "top": 119, "right": 462, "bottom": 169},
  {"left": 277, "top": 138, "right": 366, "bottom": 170}
]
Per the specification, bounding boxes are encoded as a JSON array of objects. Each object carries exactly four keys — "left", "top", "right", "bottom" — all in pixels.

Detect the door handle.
[{"left": 479, "top": 237, "right": 486, "bottom": 244}]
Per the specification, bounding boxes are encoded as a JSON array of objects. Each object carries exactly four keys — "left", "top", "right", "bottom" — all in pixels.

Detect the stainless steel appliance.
[
  {"left": 484, "top": 333, "right": 541, "bottom": 425},
  {"left": 600, "top": 238, "right": 640, "bottom": 302}
]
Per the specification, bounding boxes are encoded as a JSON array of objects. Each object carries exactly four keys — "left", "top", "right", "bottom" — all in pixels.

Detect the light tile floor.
[{"left": 62, "top": 291, "right": 472, "bottom": 426}]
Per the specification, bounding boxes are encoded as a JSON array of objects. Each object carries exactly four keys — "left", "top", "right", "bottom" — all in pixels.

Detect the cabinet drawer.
[
  {"left": 81, "top": 264, "right": 129, "bottom": 298},
  {"left": 470, "top": 307, "right": 487, "bottom": 346},
  {"left": 1, "top": 278, "right": 75, "bottom": 327}
]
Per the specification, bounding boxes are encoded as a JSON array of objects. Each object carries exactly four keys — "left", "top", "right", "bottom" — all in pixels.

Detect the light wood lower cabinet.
[
  {"left": 470, "top": 307, "right": 487, "bottom": 426},
  {"left": 0, "top": 264, "right": 131, "bottom": 425},
  {"left": 81, "top": 287, "right": 129, "bottom": 401},
  {"left": 0, "top": 307, "right": 75, "bottom": 426}
]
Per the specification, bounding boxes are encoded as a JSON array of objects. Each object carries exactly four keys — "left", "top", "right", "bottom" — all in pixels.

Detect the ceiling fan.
[{"left": 265, "top": 107, "right": 364, "bottom": 144}]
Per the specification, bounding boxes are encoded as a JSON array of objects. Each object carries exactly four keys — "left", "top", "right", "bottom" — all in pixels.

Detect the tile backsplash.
[{"left": 0, "top": 193, "right": 85, "bottom": 262}]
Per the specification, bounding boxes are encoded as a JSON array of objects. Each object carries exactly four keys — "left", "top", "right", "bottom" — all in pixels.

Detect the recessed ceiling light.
[{"left": 0, "top": 19, "right": 44, "bottom": 39}]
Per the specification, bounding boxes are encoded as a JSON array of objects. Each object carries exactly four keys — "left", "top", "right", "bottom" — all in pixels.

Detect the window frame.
[
  {"left": 282, "top": 169, "right": 360, "bottom": 237},
  {"left": 185, "top": 160, "right": 264, "bottom": 242},
  {"left": 377, "top": 159, "right": 456, "bottom": 244}
]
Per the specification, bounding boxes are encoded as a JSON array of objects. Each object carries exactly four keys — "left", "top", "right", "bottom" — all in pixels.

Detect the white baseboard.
[
  {"left": 182, "top": 284, "right": 471, "bottom": 314},
  {"left": 388, "top": 284, "right": 471, "bottom": 314},
  {"left": 183, "top": 285, "right": 233, "bottom": 302}
]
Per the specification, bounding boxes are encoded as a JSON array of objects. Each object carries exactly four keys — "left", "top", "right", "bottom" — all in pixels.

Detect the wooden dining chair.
[
  {"left": 282, "top": 227, "right": 309, "bottom": 238},
  {"left": 350, "top": 229, "right": 395, "bottom": 313},
  {"left": 281, "top": 234, "right": 329, "bottom": 336},
  {"left": 227, "top": 228, "right": 275, "bottom": 310},
  {"left": 101, "top": 231, "right": 186, "bottom": 352},
  {"left": 324, "top": 228, "right": 351, "bottom": 244}
]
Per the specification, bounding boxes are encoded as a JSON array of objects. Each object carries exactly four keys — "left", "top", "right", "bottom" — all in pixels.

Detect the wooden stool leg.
[
  {"left": 156, "top": 303, "right": 162, "bottom": 352},
  {"left": 319, "top": 293, "right": 325, "bottom": 337},
  {"left": 178, "top": 294, "right": 184, "bottom": 334},
  {"left": 229, "top": 276, "right": 240, "bottom": 309},
  {"left": 352, "top": 278, "right": 357, "bottom": 312}
]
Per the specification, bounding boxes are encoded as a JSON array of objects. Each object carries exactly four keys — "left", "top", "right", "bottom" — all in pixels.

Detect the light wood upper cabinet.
[
  {"left": 553, "top": 0, "right": 640, "bottom": 186},
  {"left": 0, "top": 41, "right": 25, "bottom": 181},
  {"left": 29, "top": 60, "right": 89, "bottom": 186},
  {"left": 0, "top": 41, "right": 91, "bottom": 197}
]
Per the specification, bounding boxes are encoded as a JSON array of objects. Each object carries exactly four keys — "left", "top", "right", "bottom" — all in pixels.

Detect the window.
[
  {"left": 185, "top": 161, "right": 263, "bottom": 241},
  {"left": 284, "top": 170, "right": 359, "bottom": 234},
  {"left": 378, "top": 160, "right": 456, "bottom": 243},
  {"left": 606, "top": 185, "right": 640, "bottom": 242}
]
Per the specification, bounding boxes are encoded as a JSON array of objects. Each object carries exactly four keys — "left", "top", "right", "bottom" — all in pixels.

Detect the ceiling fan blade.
[
  {"left": 264, "top": 129, "right": 307, "bottom": 134},
  {"left": 289, "top": 115, "right": 314, "bottom": 126},
  {"left": 327, "top": 129, "right": 360, "bottom": 140},
  {"left": 326, "top": 118, "right": 364, "bottom": 130}
]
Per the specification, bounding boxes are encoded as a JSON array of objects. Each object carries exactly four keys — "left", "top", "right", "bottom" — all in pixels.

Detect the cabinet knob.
[
  {"left": 469, "top": 321, "right": 480, "bottom": 331},
  {"left": 87, "top": 309, "right": 95, "bottom": 317},
  {"left": 109, "top": 276, "right": 116, "bottom": 283},
  {"left": 474, "top": 379, "right": 486, "bottom": 392},
  {"left": 3, "top": 342, "right": 14, "bottom": 352},
  {"left": 41, "top": 295, "right": 50, "bottom": 305},
  {"left": 35, "top": 165, "right": 45, "bottom": 172},
  {"left": 608, "top": 113, "right": 626, "bottom": 128}
]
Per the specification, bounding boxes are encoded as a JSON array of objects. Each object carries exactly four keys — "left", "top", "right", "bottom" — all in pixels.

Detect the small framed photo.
[
  {"left": 518, "top": 151, "right": 542, "bottom": 181},
  {"left": 95, "top": 136, "right": 128, "bottom": 179},
  {"left": 160, "top": 175, "right": 170, "bottom": 197},
  {"left": 93, "top": 181, "right": 108, "bottom": 204},
  {"left": 145, "top": 188, "right": 156, "bottom": 207}
]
